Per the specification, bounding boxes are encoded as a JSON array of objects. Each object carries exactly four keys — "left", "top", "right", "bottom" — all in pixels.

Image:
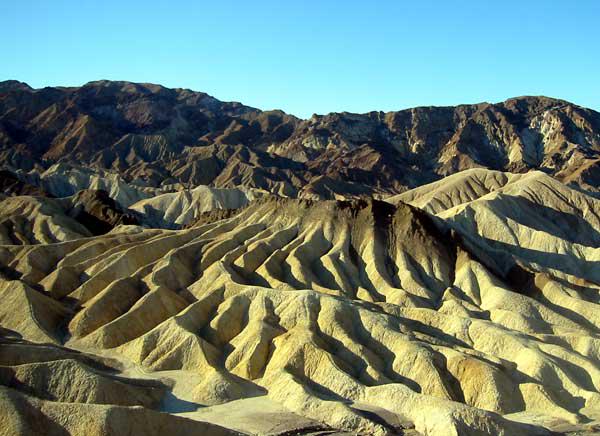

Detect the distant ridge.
[{"left": 0, "top": 80, "right": 599, "bottom": 200}]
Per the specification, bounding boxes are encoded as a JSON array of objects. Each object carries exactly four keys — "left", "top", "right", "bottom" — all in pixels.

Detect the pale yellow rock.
[
  {"left": 129, "top": 184, "right": 262, "bottom": 228},
  {"left": 0, "top": 280, "right": 68, "bottom": 343},
  {"left": 2, "top": 169, "right": 600, "bottom": 435}
]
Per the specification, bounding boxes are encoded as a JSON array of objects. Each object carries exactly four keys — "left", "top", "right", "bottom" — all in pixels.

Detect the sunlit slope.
[
  {"left": 0, "top": 195, "right": 92, "bottom": 244},
  {"left": 128, "top": 185, "right": 261, "bottom": 228},
  {"left": 1, "top": 176, "right": 600, "bottom": 435},
  {"left": 388, "top": 168, "right": 526, "bottom": 214},
  {"left": 393, "top": 169, "right": 600, "bottom": 284}
]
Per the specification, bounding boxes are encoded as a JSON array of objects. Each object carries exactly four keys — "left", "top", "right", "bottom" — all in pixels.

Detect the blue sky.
[{"left": 2, "top": 0, "right": 599, "bottom": 118}]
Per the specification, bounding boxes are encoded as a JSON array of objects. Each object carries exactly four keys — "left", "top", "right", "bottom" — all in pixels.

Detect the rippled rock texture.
[{"left": 0, "top": 168, "right": 599, "bottom": 435}]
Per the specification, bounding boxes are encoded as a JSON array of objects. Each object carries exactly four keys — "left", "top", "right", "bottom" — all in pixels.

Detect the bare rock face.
[
  {"left": 0, "top": 170, "right": 48, "bottom": 197},
  {"left": 1, "top": 80, "right": 599, "bottom": 199},
  {"left": 67, "top": 189, "right": 139, "bottom": 235}
]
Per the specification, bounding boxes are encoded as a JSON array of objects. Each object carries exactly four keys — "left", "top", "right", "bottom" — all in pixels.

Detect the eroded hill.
[{"left": 1, "top": 169, "right": 600, "bottom": 435}]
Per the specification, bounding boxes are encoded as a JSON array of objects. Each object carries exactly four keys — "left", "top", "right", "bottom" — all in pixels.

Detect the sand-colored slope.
[
  {"left": 129, "top": 184, "right": 262, "bottom": 228},
  {"left": 0, "top": 280, "right": 69, "bottom": 343},
  {"left": 0, "top": 189, "right": 144, "bottom": 245},
  {"left": 0, "top": 385, "right": 240, "bottom": 436},
  {"left": 19, "top": 163, "right": 170, "bottom": 208},
  {"left": 435, "top": 171, "right": 600, "bottom": 283},
  {"left": 0, "top": 336, "right": 241, "bottom": 435},
  {"left": 390, "top": 168, "right": 600, "bottom": 284},
  {"left": 0, "top": 195, "right": 92, "bottom": 244},
  {"left": 1, "top": 179, "right": 600, "bottom": 434},
  {"left": 388, "top": 168, "right": 526, "bottom": 214}
]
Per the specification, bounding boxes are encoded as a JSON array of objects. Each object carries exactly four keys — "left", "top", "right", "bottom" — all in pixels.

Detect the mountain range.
[{"left": 1, "top": 80, "right": 599, "bottom": 200}]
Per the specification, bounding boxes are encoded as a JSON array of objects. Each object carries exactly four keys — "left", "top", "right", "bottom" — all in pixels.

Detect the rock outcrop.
[{"left": 1, "top": 80, "right": 599, "bottom": 199}]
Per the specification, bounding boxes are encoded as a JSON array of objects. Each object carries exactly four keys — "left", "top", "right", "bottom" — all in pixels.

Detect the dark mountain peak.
[
  {"left": 0, "top": 80, "right": 33, "bottom": 92},
  {"left": 84, "top": 79, "right": 159, "bottom": 89},
  {"left": 500, "top": 95, "right": 573, "bottom": 113}
]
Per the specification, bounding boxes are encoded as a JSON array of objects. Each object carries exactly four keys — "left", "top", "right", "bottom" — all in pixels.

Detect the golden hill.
[{"left": 0, "top": 169, "right": 599, "bottom": 434}]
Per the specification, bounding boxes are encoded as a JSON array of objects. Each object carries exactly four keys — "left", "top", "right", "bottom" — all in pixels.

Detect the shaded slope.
[{"left": 0, "top": 170, "right": 48, "bottom": 197}]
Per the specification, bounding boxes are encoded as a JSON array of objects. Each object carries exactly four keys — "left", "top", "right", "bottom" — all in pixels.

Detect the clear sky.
[{"left": 2, "top": 0, "right": 599, "bottom": 118}]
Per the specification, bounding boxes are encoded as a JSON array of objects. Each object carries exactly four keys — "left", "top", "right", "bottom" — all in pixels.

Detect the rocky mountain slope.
[{"left": 1, "top": 80, "right": 600, "bottom": 199}]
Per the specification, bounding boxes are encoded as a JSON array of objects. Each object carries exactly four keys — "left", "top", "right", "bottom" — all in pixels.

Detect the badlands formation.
[
  {"left": 1, "top": 81, "right": 600, "bottom": 435},
  {"left": 0, "top": 168, "right": 600, "bottom": 435}
]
